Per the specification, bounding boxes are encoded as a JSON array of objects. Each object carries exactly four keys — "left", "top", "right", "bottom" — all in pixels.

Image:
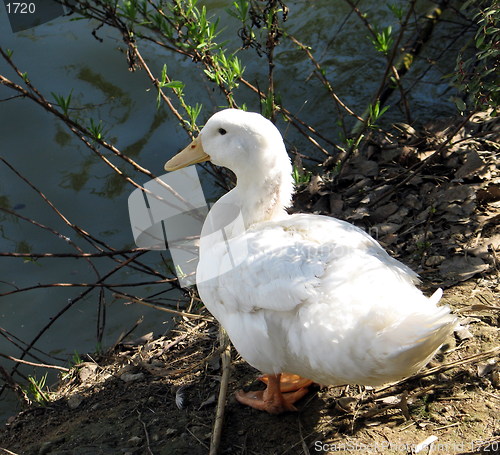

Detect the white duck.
[{"left": 165, "top": 109, "right": 456, "bottom": 414}]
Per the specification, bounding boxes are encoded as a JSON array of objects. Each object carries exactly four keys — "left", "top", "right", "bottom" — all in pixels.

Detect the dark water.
[{"left": 0, "top": 0, "right": 466, "bottom": 418}]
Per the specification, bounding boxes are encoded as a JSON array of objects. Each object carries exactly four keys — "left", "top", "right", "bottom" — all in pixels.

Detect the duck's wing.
[{"left": 198, "top": 213, "right": 418, "bottom": 315}]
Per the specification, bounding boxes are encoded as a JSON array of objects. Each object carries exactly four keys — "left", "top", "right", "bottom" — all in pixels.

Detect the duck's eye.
[{"left": 218, "top": 128, "right": 227, "bottom": 135}]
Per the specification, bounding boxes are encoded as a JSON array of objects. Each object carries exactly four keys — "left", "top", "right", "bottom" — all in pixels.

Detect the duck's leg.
[
  {"left": 235, "top": 373, "right": 310, "bottom": 414},
  {"left": 259, "top": 373, "right": 313, "bottom": 392}
]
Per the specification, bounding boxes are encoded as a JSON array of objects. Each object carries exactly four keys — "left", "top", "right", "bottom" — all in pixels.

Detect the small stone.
[
  {"left": 374, "top": 222, "right": 401, "bottom": 235},
  {"left": 128, "top": 436, "right": 142, "bottom": 446},
  {"left": 38, "top": 442, "right": 53, "bottom": 455},
  {"left": 78, "top": 364, "right": 98, "bottom": 382},
  {"left": 425, "top": 255, "right": 445, "bottom": 267},
  {"left": 67, "top": 393, "right": 83, "bottom": 410},
  {"left": 190, "top": 425, "right": 210, "bottom": 440},
  {"left": 6, "top": 415, "right": 16, "bottom": 425},
  {"left": 491, "top": 370, "right": 500, "bottom": 388},
  {"left": 120, "top": 372, "right": 144, "bottom": 383}
]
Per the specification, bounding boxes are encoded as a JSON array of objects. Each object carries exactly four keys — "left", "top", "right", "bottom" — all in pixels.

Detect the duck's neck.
[{"left": 229, "top": 155, "right": 294, "bottom": 230}]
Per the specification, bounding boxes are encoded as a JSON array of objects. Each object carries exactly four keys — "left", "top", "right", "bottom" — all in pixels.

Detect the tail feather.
[
  {"left": 360, "top": 289, "right": 458, "bottom": 385},
  {"left": 428, "top": 287, "right": 443, "bottom": 305},
  {"left": 387, "top": 303, "right": 457, "bottom": 380}
]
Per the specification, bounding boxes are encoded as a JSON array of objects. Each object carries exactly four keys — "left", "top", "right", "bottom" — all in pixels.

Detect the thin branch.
[
  {"left": 367, "top": 111, "right": 474, "bottom": 207},
  {"left": 0, "top": 328, "right": 65, "bottom": 364},
  {"left": 377, "top": 0, "right": 450, "bottom": 107},
  {"left": 0, "top": 353, "right": 69, "bottom": 372},
  {"left": 137, "top": 411, "right": 154, "bottom": 455},
  {"left": 287, "top": 34, "right": 363, "bottom": 123},
  {"left": 113, "top": 292, "right": 212, "bottom": 321},
  {"left": 376, "top": 345, "right": 500, "bottom": 393},
  {"left": 6, "top": 251, "right": 148, "bottom": 382},
  {"left": 209, "top": 327, "right": 231, "bottom": 455},
  {"left": 0, "top": 366, "right": 29, "bottom": 406},
  {"left": 0, "top": 448, "right": 21, "bottom": 455},
  {"left": 0, "top": 249, "right": 145, "bottom": 258}
]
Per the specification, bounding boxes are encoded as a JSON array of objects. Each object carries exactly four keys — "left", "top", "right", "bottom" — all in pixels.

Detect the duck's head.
[{"left": 164, "top": 109, "right": 290, "bottom": 179}]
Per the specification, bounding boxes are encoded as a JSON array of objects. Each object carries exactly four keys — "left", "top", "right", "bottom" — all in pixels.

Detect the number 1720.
[{"left": 6, "top": 3, "right": 36, "bottom": 13}]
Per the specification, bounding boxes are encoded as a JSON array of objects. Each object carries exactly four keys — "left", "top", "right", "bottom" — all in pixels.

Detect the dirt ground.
[
  {"left": 0, "top": 280, "right": 499, "bottom": 455},
  {"left": 0, "top": 112, "right": 499, "bottom": 455}
]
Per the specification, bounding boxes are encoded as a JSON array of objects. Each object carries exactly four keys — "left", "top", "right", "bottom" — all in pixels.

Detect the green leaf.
[
  {"left": 453, "top": 97, "right": 467, "bottom": 111},
  {"left": 460, "top": 0, "right": 476, "bottom": 11},
  {"left": 203, "top": 69, "right": 216, "bottom": 81},
  {"left": 387, "top": 3, "right": 403, "bottom": 21},
  {"left": 370, "top": 25, "right": 394, "bottom": 55},
  {"left": 368, "top": 100, "right": 390, "bottom": 128},
  {"left": 51, "top": 90, "right": 72, "bottom": 116},
  {"left": 161, "top": 64, "right": 167, "bottom": 84},
  {"left": 165, "top": 81, "right": 185, "bottom": 90},
  {"left": 88, "top": 118, "right": 103, "bottom": 140},
  {"left": 185, "top": 103, "right": 202, "bottom": 130}
]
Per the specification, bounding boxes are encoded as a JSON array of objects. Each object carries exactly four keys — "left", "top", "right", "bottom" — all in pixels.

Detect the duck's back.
[{"left": 197, "top": 213, "right": 456, "bottom": 386}]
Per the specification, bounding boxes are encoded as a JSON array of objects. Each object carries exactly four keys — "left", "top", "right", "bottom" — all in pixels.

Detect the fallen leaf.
[
  {"left": 467, "top": 234, "right": 500, "bottom": 258},
  {"left": 198, "top": 393, "right": 216, "bottom": 409},
  {"left": 335, "top": 397, "right": 357, "bottom": 413},
  {"left": 344, "top": 206, "right": 370, "bottom": 220},
  {"left": 440, "top": 185, "right": 476, "bottom": 204},
  {"left": 371, "top": 202, "right": 399, "bottom": 223},
  {"left": 439, "top": 256, "right": 489, "bottom": 283},
  {"left": 477, "top": 184, "right": 500, "bottom": 203},
  {"left": 477, "top": 360, "right": 496, "bottom": 378},
  {"left": 455, "top": 150, "right": 484, "bottom": 179},
  {"left": 306, "top": 174, "right": 323, "bottom": 195},
  {"left": 454, "top": 324, "right": 474, "bottom": 341},
  {"left": 329, "top": 195, "right": 344, "bottom": 217},
  {"left": 491, "top": 370, "right": 500, "bottom": 388}
]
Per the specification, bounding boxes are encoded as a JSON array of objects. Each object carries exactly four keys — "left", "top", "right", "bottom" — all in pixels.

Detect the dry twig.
[
  {"left": 209, "top": 327, "right": 231, "bottom": 455},
  {"left": 113, "top": 292, "right": 212, "bottom": 321},
  {"left": 137, "top": 411, "right": 154, "bottom": 455}
]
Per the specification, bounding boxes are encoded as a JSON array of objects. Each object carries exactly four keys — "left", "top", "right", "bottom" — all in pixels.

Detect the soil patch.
[{"left": 0, "top": 280, "right": 499, "bottom": 455}]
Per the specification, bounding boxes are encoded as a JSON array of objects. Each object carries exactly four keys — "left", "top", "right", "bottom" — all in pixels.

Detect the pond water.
[{"left": 0, "top": 0, "right": 467, "bottom": 419}]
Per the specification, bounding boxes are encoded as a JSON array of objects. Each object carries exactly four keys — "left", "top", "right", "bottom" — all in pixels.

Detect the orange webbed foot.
[{"left": 235, "top": 373, "right": 312, "bottom": 414}]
